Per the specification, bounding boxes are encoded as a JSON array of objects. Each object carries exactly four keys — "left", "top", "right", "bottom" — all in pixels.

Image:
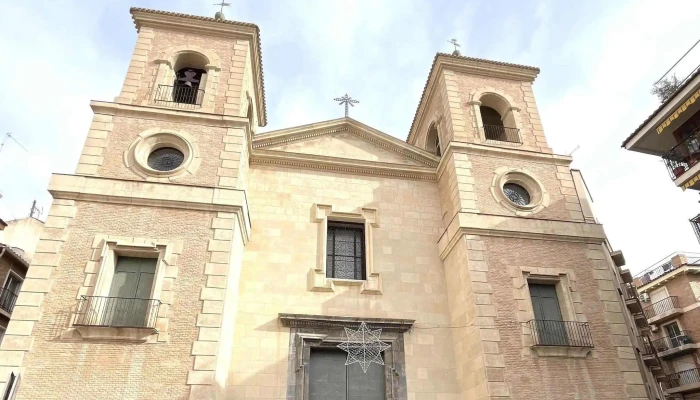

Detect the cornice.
[
  {"left": 254, "top": 118, "right": 439, "bottom": 167},
  {"left": 90, "top": 101, "right": 250, "bottom": 129},
  {"left": 637, "top": 265, "right": 700, "bottom": 294},
  {"left": 48, "top": 174, "right": 251, "bottom": 243},
  {"left": 278, "top": 313, "right": 415, "bottom": 333},
  {"left": 408, "top": 54, "right": 539, "bottom": 144},
  {"left": 251, "top": 149, "right": 437, "bottom": 181},
  {"left": 438, "top": 212, "right": 607, "bottom": 260},
  {"left": 130, "top": 8, "right": 267, "bottom": 126}
]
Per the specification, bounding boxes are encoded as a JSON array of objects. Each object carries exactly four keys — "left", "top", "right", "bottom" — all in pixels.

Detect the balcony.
[
  {"left": 483, "top": 125, "right": 521, "bottom": 146},
  {"left": 74, "top": 296, "right": 161, "bottom": 341},
  {"left": 153, "top": 84, "right": 205, "bottom": 109},
  {"left": 653, "top": 331, "right": 698, "bottom": 358},
  {"left": 644, "top": 296, "right": 683, "bottom": 324},
  {"left": 529, "top": 319, "right": 594, "bottom": 357},
  {"left": 663, "top": 126, "right": 700, "bottom": 188},
  {"left": 620, "top": 283, "right": 643, "bottom": 314},
  {"left": 0, "top": 288, "right": 17, "bottom": 315},
  {"left": 667, "top": 368, "right": 700, "bottom": 394}
]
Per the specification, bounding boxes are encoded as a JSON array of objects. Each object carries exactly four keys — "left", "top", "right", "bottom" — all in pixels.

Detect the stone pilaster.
[
  {"left": 115, "top": 27, "right": 154, "bottom": 104},
  {"left": 0, "top": 199, "right": 76, "bottom": 384},
  {"left": 75, "top": 113, "right": 114, "bottom": 176}
]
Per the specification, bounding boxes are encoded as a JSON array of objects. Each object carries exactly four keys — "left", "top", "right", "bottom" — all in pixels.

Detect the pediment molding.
[
  {"left": 251, "top": 149, "right": 437, "bottom": 181},
  {"left": 253, "top": 118, "right": 439, "bottom": 168}
]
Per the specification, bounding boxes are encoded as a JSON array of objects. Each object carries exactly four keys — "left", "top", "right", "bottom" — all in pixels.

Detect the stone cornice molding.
[
  {"left": 278, "top": 314, "right": 415, "bottom": 333},
  {"left": 130, "top": 7, "right": 267, "bottom": 126},
  {"left": 254, "top": 118, "right": 438, "bottom": 168},
  {"left": 90, "top": 101, "right": 250, "bottom": 129},
  {"left": 437, "top": 212, "right": 607, "bottom": 260},
  {"left": 408, "top": 54, "right": 539, "bottom": 144},
  {"left": 48, "top": 174, "right": 251, "bottom": 243},
  {"left": 251, "top": 149, "right": 437, "bottom": 181}
]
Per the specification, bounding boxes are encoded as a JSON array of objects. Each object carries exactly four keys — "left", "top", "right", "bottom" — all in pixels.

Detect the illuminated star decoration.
[{"left": 337, "top": 322, "right": 391, "bottom": 373}]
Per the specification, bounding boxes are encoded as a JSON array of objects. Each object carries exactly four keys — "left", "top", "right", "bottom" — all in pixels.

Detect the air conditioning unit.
[
  {"left": 650, "top": 324, "right": 658, "bottom": 332},
  {"left": 640, "top": 293, "right": 650, "bottom": 302}
]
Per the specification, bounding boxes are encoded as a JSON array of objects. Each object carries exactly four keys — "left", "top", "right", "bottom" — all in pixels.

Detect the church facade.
[{"left": 0, "top": 8, "right": 652, "bottom": 400}]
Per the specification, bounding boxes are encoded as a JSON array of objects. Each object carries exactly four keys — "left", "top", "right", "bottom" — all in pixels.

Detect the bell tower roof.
[
  {"left": 129, "top": 7, "right": 267, "bottom": 126},
  {"left": 407, "top": 53, "right": 540, "bottom": 145}
]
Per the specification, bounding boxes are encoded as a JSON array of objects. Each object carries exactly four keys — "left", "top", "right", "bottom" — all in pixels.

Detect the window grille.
[{"left": 326, "top": 222, "right": 365, "bottom": 280}]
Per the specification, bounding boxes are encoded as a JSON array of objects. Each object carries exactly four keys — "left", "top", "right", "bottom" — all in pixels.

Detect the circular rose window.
[
  {"left": 503, "top": 183, "right": 530, "bottom": 206},
  {"left": 147, "top": 147, "right": 185, "bottom": 171}
]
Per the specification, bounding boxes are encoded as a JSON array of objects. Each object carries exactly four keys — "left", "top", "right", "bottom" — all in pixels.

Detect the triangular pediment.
[{"left": 252, "top": 118, "right": 438, "bottom": 168}]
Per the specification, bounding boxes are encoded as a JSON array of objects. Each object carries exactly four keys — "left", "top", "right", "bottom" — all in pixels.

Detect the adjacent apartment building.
[
  {"left": 0, "top": 7, "right": 656, "bottom": 400},
  {"left": 630, "top": 253, "right": 700, "bottom": 399}
]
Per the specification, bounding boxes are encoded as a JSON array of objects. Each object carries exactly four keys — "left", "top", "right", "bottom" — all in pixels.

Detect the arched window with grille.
[{"left": 425, "top": 122, "right": 442, "bottom": 157}]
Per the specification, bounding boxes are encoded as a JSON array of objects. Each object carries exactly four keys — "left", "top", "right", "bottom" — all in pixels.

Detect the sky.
[{"left": 0, "top": 0, "right": 699, "bottom": 274}]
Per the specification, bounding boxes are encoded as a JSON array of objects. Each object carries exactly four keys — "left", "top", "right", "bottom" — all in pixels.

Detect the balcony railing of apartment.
[
  {"left": 643, "top": 296, "right": 680, "bottom": 319},
  {"left": 691, "top": 214, "right": 700, "bottom": 245},
  {"left": 634, "top": 253, "right": 700, "bottom": 287},
  {"left": 638, "top": 335, "right": 654, "bottom": 355},
  {"left": 0, "top": 289, "right": 17, "bottom": 313},
  {"left": 667, "top": 368, "right": 700, "bottom": 389},
  {"left": 153, "top": 85, "right": 205, "bottom": 109},
  {"left": 663, "top": 126, "right": 700, "bottom": 180},
  {"left": 652, "top": 331, "right": 694, "bottom": 353},
  {"left": 74, "top": 296, "right": 161, "bottom": 329},
  {"left": 621, "top": 283, "right": 639, "bottom": 301},
  {"left": 483, "top": 125, "right": 521, "bottom": 145},
  {"left": 529, "top": 320, "right": 594, "bottom": 347},
  {"left": 0, "top": 288, "right": 18, "bottom": 314}
]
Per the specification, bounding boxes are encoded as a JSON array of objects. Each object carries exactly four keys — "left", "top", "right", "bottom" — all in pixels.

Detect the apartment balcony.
[
  {"left": 528, "top": 319, "right": 594, "bottom": 357},
  {"left": 0, "top": 288, "right": 18, "bottom": 315},
  {"left": 153, "top": 84, "right": 205, "bottom": 109},
  {"left": 633, "top": 253, "right": 700, "bottom": 289},
  {"left": 666, "top": 368, "right": 700, "bottom": 395},
  {"left": 620, "top": 283, "right": 643, "bottom": 314},
  {"left": 644, "top": 296, "right": 683, "bottom": 324},
  {"left": 653, "top": 331, "right": 698, "bottom": 358},
  {"left": 663, "top": 126, "right": 700, "bottom": 190},
  {"left": 73, "top": 296, "right": 161, "bottom": 341}
]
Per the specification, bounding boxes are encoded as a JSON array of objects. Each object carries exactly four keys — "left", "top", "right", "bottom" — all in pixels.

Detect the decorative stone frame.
[
  {"left": 279, "top": 314, "right": 413, "bottom": 400},
  {"left": 308, "top": 204, "right": 381, "bottom": 294},
  {"left": 468, "top": 88, "right": 523, "bottom": 144},
  {"left": 123, "top": 128, "right": 201, "bottom": 182},
  {"left": 148, "top": 45, "right": 222, "bottom": 113},
  {"left": 490, "top": 166, "right": 550, "bottom": 216},
  {"left": 513, "top": 266, "right": 593, "bottom": 358},
  {"left": 67, "top": 235, "right": 182, "bottom": 343}
]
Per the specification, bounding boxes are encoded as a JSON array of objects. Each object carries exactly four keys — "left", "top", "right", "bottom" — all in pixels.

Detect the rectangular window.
[
  {"left": 0, "top": 272, "right": 22, "bottom": 314},
  {"left": 530, "top": 283, "right": 567, "bottom": 346},
  {"left": 326, "top": 222, "right": 365, "bottom": 280},
  {"left": 2, "top": 372, "right": 19, "bottom": 400},
  {"left": 308, "top": 348, "right": 385, "bottom": 400}
]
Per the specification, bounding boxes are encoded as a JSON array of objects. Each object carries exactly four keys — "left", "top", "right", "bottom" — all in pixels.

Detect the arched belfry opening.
[
  {"left": 171, "top": 52, "right": 208, "bottom": 105},
  {"left": 425, "top": 122, "right": 442, "bottom": 157},
  {"left": 479, "top": 93, "right": 520, "bottom": 144}
]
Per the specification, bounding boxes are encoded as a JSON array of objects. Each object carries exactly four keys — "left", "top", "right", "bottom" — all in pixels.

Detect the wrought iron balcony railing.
[
  {"left": 643, "top": 296, "right": 680, "bottom": 319},
  {"left": 529, "top": 319, "right": 594, "bottom": 347},
  {"left": 663, "top": 126, "right": 700, "bottom": 180},
  {"left": 637, "top": 260, "right": 677, "bottom": 286},
  {"left": 653, "top": 331, "right": 694, "bottom": 352},
  {"left": 621, "top": 283, "right": 639, "bottom": 301},
  {"left": 483, "top": 125, "right": 521, "bottom": 145},
  {"left": 74, "top": 296, "right": 161, "bottom": 329},
  {"left": 0, "top": 288, "right": 17, "bottom": 314},
  {"left": 667, "top": 368, "right": 700, "bottom": 389},
  {"left": 153, "top": 85, "right": 205, "bottom": 109},
  {"left": 638, "top": 335, "right": 655, "bottom": 356}
]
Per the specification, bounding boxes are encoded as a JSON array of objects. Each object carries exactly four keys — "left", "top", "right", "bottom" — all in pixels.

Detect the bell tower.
[
  {"left": 407, "top": 53, "right": 649, "bottom": 399},
  {"left": 0, "top": 8, "right": 265, "bottom": 400}
]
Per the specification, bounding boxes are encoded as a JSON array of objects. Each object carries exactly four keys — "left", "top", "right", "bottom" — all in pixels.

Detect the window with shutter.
[{"left": 326, "top": 222, "right": 365, "bottom": 280}]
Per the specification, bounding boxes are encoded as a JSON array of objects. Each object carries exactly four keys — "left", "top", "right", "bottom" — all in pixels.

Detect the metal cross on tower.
[
  {"left": 334, "top": 93, "right": 359, "bottom": 117},
  {"left": 448, "top": 39, "right": 461, "bottom": 56},
  {"left": 213, "top": 1, "right": 231, "bottom": 19}
]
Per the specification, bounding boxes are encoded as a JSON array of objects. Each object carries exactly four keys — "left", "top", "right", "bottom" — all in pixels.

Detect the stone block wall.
[{"left": 226, "top": 165, "right": 460, "bottom": 399}]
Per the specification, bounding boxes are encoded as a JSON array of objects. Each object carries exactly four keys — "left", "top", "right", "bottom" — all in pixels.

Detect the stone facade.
[{"left": 0, "top": 7, "right": 653, "bottom": 400}]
